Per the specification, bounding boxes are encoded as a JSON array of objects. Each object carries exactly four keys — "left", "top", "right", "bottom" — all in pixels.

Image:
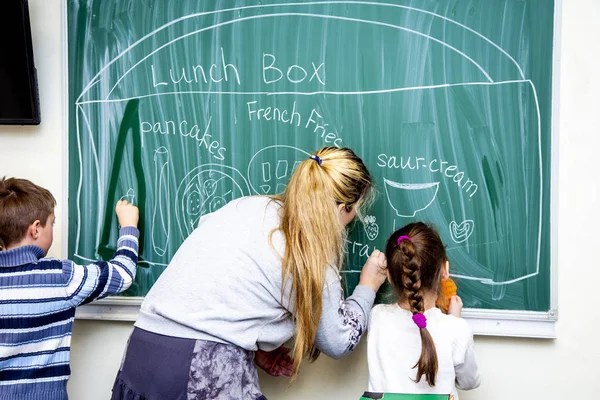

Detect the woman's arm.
[
  {"left": 314, "top": 281, "right": 375, "bottom": 359},
  {"left": 313, "top": 250, "right": 387, "bottom": 359}
]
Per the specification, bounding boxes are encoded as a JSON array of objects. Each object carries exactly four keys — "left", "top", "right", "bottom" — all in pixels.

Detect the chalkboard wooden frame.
[{"left": 64, "top": 0, "right": 561, "bottom": 338}]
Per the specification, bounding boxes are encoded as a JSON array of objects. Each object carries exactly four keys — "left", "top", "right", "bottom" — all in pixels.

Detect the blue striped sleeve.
[{"left": 63, "top": 227, "right": 139, "bottom": 307}]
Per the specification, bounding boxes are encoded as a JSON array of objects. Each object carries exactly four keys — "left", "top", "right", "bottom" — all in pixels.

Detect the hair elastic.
[
  {"left": 397, "top": 235, "right": 412, "bottom": 246},
  {"left": 412, "top": 313, "right": 427, "bottom": 329},
  {"left": 310, "top": 155, "right": 323, "bottom": 166}
]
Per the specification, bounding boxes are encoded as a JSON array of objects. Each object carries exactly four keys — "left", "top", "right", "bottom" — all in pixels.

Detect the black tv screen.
[{"left": 0, "top": 0, "right": 40, "bottom": 125}]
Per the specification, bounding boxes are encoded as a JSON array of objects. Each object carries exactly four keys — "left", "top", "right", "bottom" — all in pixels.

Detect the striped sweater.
[{"left": 0, "top": 227, "right": 139, "bottom": 400}]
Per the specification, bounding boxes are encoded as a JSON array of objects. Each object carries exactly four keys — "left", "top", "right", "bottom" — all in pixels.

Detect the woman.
[{"left": 112, "top": 147, "right": 388, "bottom": 400}]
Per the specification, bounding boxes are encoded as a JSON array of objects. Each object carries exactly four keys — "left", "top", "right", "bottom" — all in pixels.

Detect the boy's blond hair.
[{"left": 0, "top": 177, "right": 56, "bottom": 250}]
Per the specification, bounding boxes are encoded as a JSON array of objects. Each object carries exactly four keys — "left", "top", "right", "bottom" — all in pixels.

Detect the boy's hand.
[
  {"left": 255, "top": 345, "right": 294, "bottom": 377},
  {"left": 448, "top": 295, "right": 463, "bottom": 317},
  {"left": 359, "top": 249, "right": 387, "bottom": 293},
  {"left": 115, "top": 200, "right": 139, "bottom": 228}
]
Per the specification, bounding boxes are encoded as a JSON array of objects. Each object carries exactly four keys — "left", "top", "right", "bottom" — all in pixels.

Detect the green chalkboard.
[{"left": 67, "top": 0, "right": 554, "bottom": 312}]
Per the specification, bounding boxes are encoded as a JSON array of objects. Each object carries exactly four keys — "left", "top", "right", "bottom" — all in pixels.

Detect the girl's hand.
[
  {"left": 255, "top": 345, "right": 294, "bottom": 377},
  {"left": 359, "top": 249, "right": 387, "bottom": 293},
  {"left": 448, "top": 295, "right": 463, "bottom": 317},
  {"left": 115, "top": 200, "right": 139, "bottom": 228}
]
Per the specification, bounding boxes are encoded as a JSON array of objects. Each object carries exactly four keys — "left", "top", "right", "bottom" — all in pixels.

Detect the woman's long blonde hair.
[{"left": 271, "top": 147, "right": 374, "bottom": 377}]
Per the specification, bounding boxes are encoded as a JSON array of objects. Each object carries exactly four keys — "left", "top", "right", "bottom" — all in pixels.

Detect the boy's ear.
[{"left": 28, "top": 220, "right": 41, "bottom": 239}]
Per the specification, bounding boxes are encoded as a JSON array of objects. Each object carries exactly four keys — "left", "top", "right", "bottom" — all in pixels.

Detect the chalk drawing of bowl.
[{"left": 383, "top": 179, "right": 440, "bottom": 218}]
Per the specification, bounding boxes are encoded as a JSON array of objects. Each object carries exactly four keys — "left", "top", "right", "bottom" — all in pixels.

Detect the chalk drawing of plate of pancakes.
[
  {"left": 175, "top": 165, "right": 250, "bottom": 238},
  {"left": 383, "top": 179, "right": 440, "bottom": 218}
]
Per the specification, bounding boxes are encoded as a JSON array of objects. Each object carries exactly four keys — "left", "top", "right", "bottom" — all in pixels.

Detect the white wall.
[{"left": 0, "top": 0, "right": 598, "bottom": 398}]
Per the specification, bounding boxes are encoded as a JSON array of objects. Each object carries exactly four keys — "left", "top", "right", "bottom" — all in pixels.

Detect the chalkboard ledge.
[
  {"left": 462, "top": 308, "right": 557, "bottom": 339},
  {"left": 75, "top": 297, "right": 143, "bottom": 322},
  {"left": 75, "top": 298, "right": 557, "bottom": 339}
]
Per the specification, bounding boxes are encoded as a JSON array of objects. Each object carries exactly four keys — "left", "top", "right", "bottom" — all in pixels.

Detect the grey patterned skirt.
[{"left": 111, "top": 327, "right": 268, "bottom": 400}]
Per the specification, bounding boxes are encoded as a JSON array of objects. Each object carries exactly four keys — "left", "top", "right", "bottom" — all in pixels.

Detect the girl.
[
  {"left": 366, "top": 223, "right": 480, "bottom": 399},
  {"left": 112, "top": 147, "right": 388, "bottom": 400}
]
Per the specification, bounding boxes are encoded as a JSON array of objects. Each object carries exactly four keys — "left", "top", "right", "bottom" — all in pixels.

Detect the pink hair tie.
[
  {"left": 397, "top": 235, "right": 412, "bottom": 246},
  {"left": 412, "top": 313, "right": 427, "bottom": 329}
]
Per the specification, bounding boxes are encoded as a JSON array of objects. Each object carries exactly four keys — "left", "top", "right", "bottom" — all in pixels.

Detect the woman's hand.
[
  {"left": 255, "top": 345, "right": 294, "bottom": 377},
  {"left": 359, "top": 249, "right": 387, "bottom": 293}
]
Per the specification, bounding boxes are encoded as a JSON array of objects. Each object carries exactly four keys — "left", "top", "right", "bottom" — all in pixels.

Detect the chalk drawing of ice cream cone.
[{"left": 384, "top": 179, "right": 440, "bottom": 218}]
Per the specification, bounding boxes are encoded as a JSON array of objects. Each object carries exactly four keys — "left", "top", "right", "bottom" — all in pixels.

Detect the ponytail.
[
  {"left": 398, "top": 239, "right": 438, "bottom": 386},
  {"left": 271, "top": 147, "right": 372, "bottom": 378},
  {"left": 386, "top": 222, "right": 448, "bottom": 387}
]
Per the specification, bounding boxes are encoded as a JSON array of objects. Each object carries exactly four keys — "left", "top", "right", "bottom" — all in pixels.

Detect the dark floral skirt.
[{"left": 111, "top": 327, "right": 267, "bottom": 400}]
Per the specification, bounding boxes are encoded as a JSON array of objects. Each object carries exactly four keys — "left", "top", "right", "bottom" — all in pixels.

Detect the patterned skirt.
[{"left": 111, "top": 327, "right": 267, "bottom": 400}]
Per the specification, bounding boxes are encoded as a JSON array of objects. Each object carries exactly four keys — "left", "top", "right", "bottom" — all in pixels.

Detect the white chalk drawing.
[
  {"left": 276, "top": 160, "right": 289, "bottom": 179},
  {"left": 175, "top": 165, "right": 250, "bottom": 238},
  {"left": 71, "top": 2, "right": 545, "bottom": 285},
  {"left": 262, "top": 162, "right": 271, "bottom": 182},
  {"left": 255, "top": 156, "right": 302, "bottom": 193},
  {"left": 151, "top": 147, "right": 170, "bottom": 256},
  {"left": 74, "top": 2, "right": 534, "bottom": 105},
  {"left": 384, "top": 179, "right": 440, "bottom": 218},
  {"left": 363, "top": 215, "right": 379, "bottom": 241},
  {"left": 260, "top": 185, "right": 271, "bottom": 193},
  {"left": 120, "top": 188, "right": 136, "bottom": 204},
  {"left": 449, "top": 220, "right": 475, "bottom": 244},
  {"left": 247, "top": 145, "right": 311, "bottom": 195}
]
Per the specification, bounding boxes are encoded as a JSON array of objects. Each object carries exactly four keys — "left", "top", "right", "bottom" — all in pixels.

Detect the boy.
[{"left": 0, "top": 177, "right": 139, "bottom": 400}]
